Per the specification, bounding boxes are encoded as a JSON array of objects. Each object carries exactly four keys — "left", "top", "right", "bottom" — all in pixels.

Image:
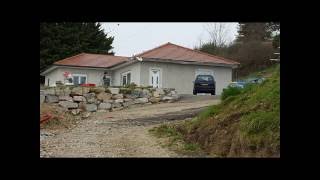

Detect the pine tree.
[
  {"left": 266, "top": 22, "right": 280, "bottom": 48},
  {"left": 236, "top": 23, "right": 272, "bottom": 42},
  {"left": 40, "top": 22, "right": 114, "bottom": 72}
]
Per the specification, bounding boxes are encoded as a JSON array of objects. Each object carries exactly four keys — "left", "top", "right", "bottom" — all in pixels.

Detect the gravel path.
[{"left": 40, "top": 95, "right": 220, "bottom": 157}]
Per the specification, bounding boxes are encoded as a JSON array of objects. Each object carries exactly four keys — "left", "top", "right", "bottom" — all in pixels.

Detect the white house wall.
[
  {"left": 112, "top": 62, "right": 141, "bottom": 86},
  {"left": 44, "top": 68, "right": 62, "bottom": 87},
  {"left": 139, "top": 61, "right": 233, "bottom": 95},
  {"left": 45, "top": 67, "right": 107, "bottom": 86},
  {"left": 60, "top": 67, "right": 107, "bottom": 86},
  {"left": 43, "top": 62, "right": 233, "bottom": 95}
]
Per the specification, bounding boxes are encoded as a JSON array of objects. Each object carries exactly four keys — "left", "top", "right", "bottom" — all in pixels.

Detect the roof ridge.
[
  {"left": 134, "top": 42, "right": 172, "bottom": 57},
  {"left": 135, "top": 42, "right": 239, "bottom": 64},
  {"left": 167, "top": 43, "right": 239, "bottom": 64}
]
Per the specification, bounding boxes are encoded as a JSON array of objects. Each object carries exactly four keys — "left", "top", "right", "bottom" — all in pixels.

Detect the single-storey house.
[{"left": 41, "top": 42, "right": 239, "bottom": 95}]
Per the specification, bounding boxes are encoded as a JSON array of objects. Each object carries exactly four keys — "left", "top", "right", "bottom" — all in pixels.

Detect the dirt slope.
[{"left": 166, "top": 65, "right": 280, "bottom": 157}]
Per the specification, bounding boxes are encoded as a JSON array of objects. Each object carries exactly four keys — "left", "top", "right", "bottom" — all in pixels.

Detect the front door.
[
  {"left": 103, "top": 76, "right": 111, "bottom": 86},
  {"left": 150, "top": 69, "right": 160, "bottom": 88}
]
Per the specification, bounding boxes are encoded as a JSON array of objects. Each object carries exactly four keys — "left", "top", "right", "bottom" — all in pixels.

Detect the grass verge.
[{"left": 150, "top": 64, "right": 280, "bottom": 157}]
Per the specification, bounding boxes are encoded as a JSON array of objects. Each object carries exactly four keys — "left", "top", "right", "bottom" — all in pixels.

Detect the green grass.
[
  {"left": 221, "top": 86, "right": 242, "bottom": 100},
  {"left": 198, "top": 105, "right": 220, "bottom": 121},
  {"left": 183, "top": 143, "right": 201, "bottom": 151},
  {"left": 150, "top": 64, "right": 280, "bottom": 157},
  {"left": 237, "top": 68, "right": 280, "bottom": 153},
  {"left": 149, "top": 124, "right": 181, "bottom": 138},
  {"left": 149, "top": 124, "right": 203, "bottom": 155}
]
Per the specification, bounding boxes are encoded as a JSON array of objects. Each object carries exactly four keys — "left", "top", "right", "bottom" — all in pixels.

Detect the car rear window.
[{"left": 196, "top": 75, "right": 213, "bottom": 81}]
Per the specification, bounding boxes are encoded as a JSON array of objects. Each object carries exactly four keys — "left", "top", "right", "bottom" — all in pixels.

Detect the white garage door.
[{"left": 195, "top": 69, "right": 214, "bottom": 77}]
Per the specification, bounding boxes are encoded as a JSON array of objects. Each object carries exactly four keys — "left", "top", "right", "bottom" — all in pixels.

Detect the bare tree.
[{"left": 204, "top": 23, "right": 230, "bottom": 47}]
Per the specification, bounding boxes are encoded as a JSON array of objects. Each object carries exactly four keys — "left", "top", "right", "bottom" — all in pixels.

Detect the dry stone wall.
[{"left": 40, "top": 86, "right": 180, "bottom": 116}]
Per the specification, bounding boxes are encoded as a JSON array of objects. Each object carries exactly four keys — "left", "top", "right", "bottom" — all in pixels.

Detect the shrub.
[
  {"left": 139, "top": 85, "right": 153, "bottom": 89},
  {"left": 221, "top": 86, "right": 242, "bottom": 100},
  {"left": 105, "top": 88, "right": 111, "bottom": 93},
  {"left": 124, "top": 82, "right": 137, "bottom": 89},
  {"left": 119, "top": 88, "right": 132, "bottom": 94}
]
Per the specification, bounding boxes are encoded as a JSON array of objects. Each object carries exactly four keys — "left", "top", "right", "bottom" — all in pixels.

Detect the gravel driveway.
[{"left": 40, "top": 95, "right": 220, "bottom": 157}]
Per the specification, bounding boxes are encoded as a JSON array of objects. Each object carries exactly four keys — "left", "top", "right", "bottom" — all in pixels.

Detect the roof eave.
[
  {"left": 53, "top": 59, "right": 129, "bottom": 69},
  {"left": 40, "top": 65, "right": 58, "bottom": 75},
  {"left": 142, "top": 58, "right": 238, "bottom": 68},
  {"left": 40, "top": 65, "right": 111, "bottom": 76},
  {"left": 231, "top": 64, "right": 240, "bottom": 69},
  {"left": 109, "top": 59, "right": 138, "bottom": 70},
  {"left": 54, "top": 64, "right": 112, "bottom": 69}
]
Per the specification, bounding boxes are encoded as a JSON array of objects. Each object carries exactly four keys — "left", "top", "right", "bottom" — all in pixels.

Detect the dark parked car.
[{"left": 193, "top": 75, "right": 216, "bottom": 95}]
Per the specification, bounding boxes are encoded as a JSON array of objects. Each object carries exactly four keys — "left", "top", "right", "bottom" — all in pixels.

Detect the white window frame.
[
  {"left": 149, "top": 67, "right": 162, "bottom": 88},
  {"left": 72, "top": 74, "right": 87, "bottom": 85},
  {"left": 121, "top": 71, "right": 131, "bottom": 86}
]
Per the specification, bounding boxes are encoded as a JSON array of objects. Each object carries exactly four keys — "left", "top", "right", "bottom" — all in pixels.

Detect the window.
[
  {"left": 67, "top": 77, "right": 73, "bottom": 83},
  {"left": 121, "top": 71, "right": 131, "bottom": 86},
  {"left": 127, "top": 73, "right": 131, "bottom": 84},
  {"left": 122, "top": 76, "right": 127, "bottom": 85},
  {"left": 74, "top": 76, "right": 79, "bottom": 84},
  {"left": 73, "top": 74, "right": 87, "bottom": 85},
  {"left": 196, "top": 75, "right": 214, "bottom": 82},
  {"left": 80, "top": 76, "right": 86, "bottom": 84}
]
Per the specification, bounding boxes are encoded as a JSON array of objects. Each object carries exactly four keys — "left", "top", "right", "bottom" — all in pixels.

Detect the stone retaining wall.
[{"left": 40, "top": 86, "right": 180, "bottom": 116}]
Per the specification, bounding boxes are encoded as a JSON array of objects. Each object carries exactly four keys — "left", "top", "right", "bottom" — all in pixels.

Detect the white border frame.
[
  {"left": 149, "top": 67, "right": 162, "bottom": 88},
  {"left": 72, "top": 74, "right": 87, "bottom": 85},
  {"left": 120, "top": 71, "right": 132, "bottom": 86}
]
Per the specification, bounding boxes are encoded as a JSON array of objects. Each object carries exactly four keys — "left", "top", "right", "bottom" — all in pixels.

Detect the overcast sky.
[{"left": 101, "top": 23, "right": 239, "bottom": 56}]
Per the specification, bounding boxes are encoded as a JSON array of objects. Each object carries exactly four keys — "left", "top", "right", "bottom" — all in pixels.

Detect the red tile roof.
[
  {"left": 54, "top": 53, "right": 129, "bottom": 68},
  {"left": 135, "top": 42, "right": 239, "bottom": 65}
]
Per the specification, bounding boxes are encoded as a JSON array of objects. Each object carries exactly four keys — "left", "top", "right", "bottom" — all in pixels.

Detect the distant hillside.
[{"left": 152, "top": 65, "right": 280, "bottom": 157}]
